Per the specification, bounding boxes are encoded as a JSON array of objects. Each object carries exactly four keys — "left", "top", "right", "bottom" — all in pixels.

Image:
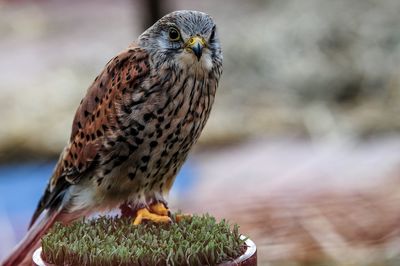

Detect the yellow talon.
[
  {"left": 132, "top": 208, "right": 171, "bottom": 225},
  {"left": 149, "top": 202, "right": 170, "bottom": 216},
  {"left": 175, "top": 213, "right": 192, "bottom": 223}
]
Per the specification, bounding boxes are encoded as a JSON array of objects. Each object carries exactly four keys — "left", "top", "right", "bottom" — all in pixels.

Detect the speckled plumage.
[{"left": 3, "top": 10, "right": 222, "bottom": 266}]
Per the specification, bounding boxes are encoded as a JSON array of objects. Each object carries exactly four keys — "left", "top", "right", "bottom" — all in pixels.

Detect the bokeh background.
[{"left": 1, "top": 0, "right": 400, "bottom": 265}]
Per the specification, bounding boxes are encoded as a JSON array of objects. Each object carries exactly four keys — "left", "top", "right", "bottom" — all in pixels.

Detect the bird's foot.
[
  {"left": 120, "top": 202, "right": 136, "bottom": 218},
  {"left": 149, "top": 202, "right": 170, "bottom": 216},
  {"left": 133, "top": 205, "right": 171, "bottom": 225},
  {"left": 175, "top": 213, "right": 193, "bottom": 223}
]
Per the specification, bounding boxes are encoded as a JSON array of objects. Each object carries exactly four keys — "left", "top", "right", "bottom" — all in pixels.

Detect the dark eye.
[{"left": 168, "top": 27, "right": 180, "bottom": 41}]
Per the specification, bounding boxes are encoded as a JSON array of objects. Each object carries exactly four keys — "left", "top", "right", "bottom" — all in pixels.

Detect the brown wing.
[
  {"left": 30, "top": 45, "right": 150, "bottom": 226},
  {"left": 56, "top": 46, "right": 148, "bottom": 184}
]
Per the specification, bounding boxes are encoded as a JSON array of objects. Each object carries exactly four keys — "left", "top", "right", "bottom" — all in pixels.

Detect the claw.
[
  {"left": 175, "top": 213, "right": 192, "bottom": 223},
  {"left": 132, "top": 208, "right": 171, "bottom": 225},
  {"left": 149, "top": 202, "right": 170, "bottom": 216}
]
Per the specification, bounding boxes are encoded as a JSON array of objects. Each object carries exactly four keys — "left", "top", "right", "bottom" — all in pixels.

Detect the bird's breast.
[{"left": 94, "top": 68, "right": 216, "bottom": 204}]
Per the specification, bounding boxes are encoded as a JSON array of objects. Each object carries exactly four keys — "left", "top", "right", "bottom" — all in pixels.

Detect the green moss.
[{"left": 41, "top": 214, "right": 246, "bottom": 266}]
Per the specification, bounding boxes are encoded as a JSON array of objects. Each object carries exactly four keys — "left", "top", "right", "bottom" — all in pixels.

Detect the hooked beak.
[{"left": 185, "top": 36, "right": 206, "bottom": 61}]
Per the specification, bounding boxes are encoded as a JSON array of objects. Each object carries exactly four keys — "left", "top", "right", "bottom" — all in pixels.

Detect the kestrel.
[{"left": 3, "top": 10, "right": 222, "bottom": 266}]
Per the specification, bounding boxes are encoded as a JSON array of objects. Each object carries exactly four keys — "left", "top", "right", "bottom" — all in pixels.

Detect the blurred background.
[{"left": 1, "top": 0, "right": 400, "bottom": 265}]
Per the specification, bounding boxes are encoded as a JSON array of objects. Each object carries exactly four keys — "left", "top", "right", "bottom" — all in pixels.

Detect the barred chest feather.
[{"left": 91, "top": 62, "right": 218, "bottom": 207}]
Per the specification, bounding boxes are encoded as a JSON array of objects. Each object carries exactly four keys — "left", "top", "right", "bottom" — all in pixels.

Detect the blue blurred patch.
[
  {"left": 0, "top": 160, "right": 196, "bottom": 221},
  {"left": 0, "top": 162, "right": 52, "bottom": 216}
]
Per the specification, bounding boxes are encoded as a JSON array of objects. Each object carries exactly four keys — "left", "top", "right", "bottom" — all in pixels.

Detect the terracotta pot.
[{"left": 33, "top": 235, "right": 257, "bottom": 266}]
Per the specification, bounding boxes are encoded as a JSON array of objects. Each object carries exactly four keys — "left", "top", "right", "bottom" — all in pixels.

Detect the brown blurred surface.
[{"left": 176, "top": 138, "right": 400, "bottom": 265}]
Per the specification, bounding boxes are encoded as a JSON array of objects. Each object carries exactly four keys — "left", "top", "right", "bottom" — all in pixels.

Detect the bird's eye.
[{"left": 168, "top": 27, "right": 181, "bottom": 41}]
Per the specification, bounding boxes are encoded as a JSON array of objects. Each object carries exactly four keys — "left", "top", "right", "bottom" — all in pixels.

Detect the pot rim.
[
  {"left": 236, "top": 235, "right": 257, "bottom": 263},
  {"left": 33, "top": 235, "right": 256, "bottom": 266}
]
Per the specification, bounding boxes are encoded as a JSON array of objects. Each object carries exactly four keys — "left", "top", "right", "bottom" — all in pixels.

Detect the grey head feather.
[{"left": 138, "top": 10, "right": 222, "bottom": 72}]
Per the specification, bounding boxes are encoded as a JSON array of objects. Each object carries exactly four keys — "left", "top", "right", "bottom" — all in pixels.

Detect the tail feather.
[{"left": 1, "top": 209, "right": 61, "bottom": 266}]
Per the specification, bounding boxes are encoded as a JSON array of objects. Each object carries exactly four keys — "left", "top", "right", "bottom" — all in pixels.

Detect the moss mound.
[{"left": 41, "top": 214, "right": 246, "bottom": 266}]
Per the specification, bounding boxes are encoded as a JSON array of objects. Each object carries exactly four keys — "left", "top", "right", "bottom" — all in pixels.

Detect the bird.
[{"left": 2, "top": 10, "right": 222, "bottom": 266}]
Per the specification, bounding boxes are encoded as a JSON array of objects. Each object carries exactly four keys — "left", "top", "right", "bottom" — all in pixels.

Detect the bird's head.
[{"left": 138, "top": 10, "right": 222, "bottom": 74}]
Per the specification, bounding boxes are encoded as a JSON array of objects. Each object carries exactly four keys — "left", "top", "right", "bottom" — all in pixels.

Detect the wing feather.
[{"left": 30, "top": 45, "right": 150, "bottom": 225}]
